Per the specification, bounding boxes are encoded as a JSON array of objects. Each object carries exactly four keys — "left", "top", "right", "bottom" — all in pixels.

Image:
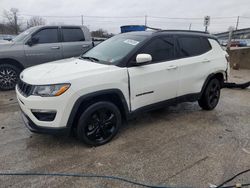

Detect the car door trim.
[
  {"left": 129, "top": 92, "right": 200, "bottom": 118},
  {"left": 136, "top": 91, "right": 154, "bottom": 97}
]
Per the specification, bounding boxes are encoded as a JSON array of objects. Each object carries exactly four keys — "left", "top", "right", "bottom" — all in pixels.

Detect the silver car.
[{"left": 0, "top": 25, "right": 94, "bottom": 90}]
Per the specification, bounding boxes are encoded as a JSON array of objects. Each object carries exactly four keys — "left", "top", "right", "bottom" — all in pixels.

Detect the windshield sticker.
[{"left": 124, "top": 39, "right": 139, "bottom": 46}]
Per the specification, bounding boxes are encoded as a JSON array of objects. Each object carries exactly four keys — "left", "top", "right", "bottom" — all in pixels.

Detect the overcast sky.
[{"left": 0, "top": 0, "right": 250, "bottom": 33}]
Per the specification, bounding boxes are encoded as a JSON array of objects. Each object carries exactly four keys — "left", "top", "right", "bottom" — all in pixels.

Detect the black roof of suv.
[
  {"left": 154, "top": 30, "right": 218, "bottom": 39},
  {"left": 124, "top": 30, "right": 218, "bottom": 40}
]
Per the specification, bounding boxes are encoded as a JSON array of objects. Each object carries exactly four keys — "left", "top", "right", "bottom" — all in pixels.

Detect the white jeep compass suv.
[{"left": 16, "top": 30, "right": 229, "bottom": 146}]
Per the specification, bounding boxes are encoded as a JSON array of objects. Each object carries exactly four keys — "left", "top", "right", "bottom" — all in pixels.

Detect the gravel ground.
[{"left": 0, "top": 69, "right": 249, "bottom": 188}]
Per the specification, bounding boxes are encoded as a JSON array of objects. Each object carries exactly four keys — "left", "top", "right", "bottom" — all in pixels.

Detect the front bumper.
[
  {"left": 16, "top": 84, "right": 77, "bottom": 132},
  {"left": 21, "top": 110, "right": 70, "bottom": 135}
]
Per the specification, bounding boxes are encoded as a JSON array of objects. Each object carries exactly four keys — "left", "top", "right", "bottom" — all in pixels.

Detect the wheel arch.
[
  {"left": 199, "top": 72, "right": 225, "bottom": 99},
  {"left": 0, "top": 58, "right": 24, "bottom": 71},
  {"left": 67, "top": 89, "right": 130, "bottom": 130}
]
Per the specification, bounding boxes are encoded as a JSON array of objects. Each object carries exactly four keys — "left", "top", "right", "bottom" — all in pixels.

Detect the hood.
[
  {"left": 21, "top": 58, "right": 116, "bottom": 85},
  {"left": 0, "top": 41, "right": 15, "bottom": 50},
  {"left": 0, "top": 40, "right": 11, "bottom": 44}
]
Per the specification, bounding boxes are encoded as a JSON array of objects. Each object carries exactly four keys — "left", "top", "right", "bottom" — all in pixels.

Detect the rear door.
[
  {"left": 24, "top": 27, "right": 63, "bottom": 66},
  {"left": 176, "top": 35, "right": 213, "bottom": 97},
  {"left": 61, "top": 27, "right": 92, "bottom": 58},
  {"left": 128, "top": 36, "right": 180, "bottom": 111}
]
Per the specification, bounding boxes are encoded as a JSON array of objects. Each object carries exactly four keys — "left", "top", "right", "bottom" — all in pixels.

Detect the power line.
[
  {"left": 17, "top": 13, "right": 247, "bottom": 20},
  {"left": 19, "top": 14, "right": 80, "bottom": 18},
  {"left": 149, "top": 16, "right": 203, "bottom": 20},
  {"left": 19, "top": 13, "right": 144, "bottom": 19}
]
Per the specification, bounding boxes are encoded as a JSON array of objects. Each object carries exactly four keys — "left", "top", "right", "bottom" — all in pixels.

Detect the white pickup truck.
[{"left": 16, "top": 30, "right": 229, "bottom": 146}]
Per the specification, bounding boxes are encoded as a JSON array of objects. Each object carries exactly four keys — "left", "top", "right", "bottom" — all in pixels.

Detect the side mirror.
[
  {"left": 136, "top": 54, "right": 152, "bottom": 64},
  {"left": 27, "top": 37, "right": 38, "bottom": 46}
]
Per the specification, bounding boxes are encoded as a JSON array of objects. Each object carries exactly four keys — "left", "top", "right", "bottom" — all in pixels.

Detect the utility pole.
[
  {"left": 227, "top": 28, "right": 234, "bottom": 50},
  {"left": 145, "top": 15, "right": 147, "bottom": 27},
  {"left": 189, "top": 23, "right": 192, "bottom": 30},
  {"left": 205, "top": 25, "right": 208, "bottom": 32},
  {"left": 235, "top": 16, "right": 240, "bottom": 31},
  {"left": 81, "top": 15, "right": 84, "bottom": 26}
]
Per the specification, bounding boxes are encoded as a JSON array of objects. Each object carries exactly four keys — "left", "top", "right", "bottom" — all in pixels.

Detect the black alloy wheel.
[
  {"left": 77, "top": 101, "right": 121, "bottom": 146},
  {"left": 198, "top": 78, "right": 221, "bottom": 110}
]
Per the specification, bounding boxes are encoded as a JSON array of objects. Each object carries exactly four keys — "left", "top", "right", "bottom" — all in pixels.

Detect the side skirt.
[{"left": 127, "top": 93, "right": 200, "bottom": 120}]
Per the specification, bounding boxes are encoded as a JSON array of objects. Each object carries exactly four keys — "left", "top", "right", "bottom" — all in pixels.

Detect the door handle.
[
  {"left": 166, "top": 65, "right": 178, "bottom": 70},
  {"left": 51, "top": 46, "right": 60, "bottom": 49},
  {"left": 82, "top": 44, "right": 90, "bottom": 48},
  {"left": 201, "top": 59, "right": 210, "bottom": 63}
]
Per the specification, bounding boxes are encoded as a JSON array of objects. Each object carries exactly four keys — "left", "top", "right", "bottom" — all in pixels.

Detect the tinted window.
[
  {"left": 82, "top": 34, "right": 147, "bottom": 65},
  {"left": 178, "top": 36, "right": 211, "bottom": 57},
  {"left": 140, "top": 37, "right": 175, "bottom": 63},
  {"left": 13, "top": 27, "right": 37, "bottom": 42},
  {"left": 62, "top": 28, "right": 85, "bottom": 42},
  {"left": 200, "top": 37, "right": 212, "bottom": 52},
  {"left": 33, "top": 28, "right": 58, "bottom": 44}
]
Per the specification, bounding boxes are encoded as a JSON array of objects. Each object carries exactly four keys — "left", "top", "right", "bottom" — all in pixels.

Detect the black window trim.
[
  {"left": 29, "top": 26, "right": 60, "bottom": 44},
  {"left": 127, "top": 35, "right": 178, "bottom": 67},
  {"left": 60, "top": 26, "right": 85, "bottom": 43},
  {"left": 176, "top": 35, "right": 212, "bottom": 59}
]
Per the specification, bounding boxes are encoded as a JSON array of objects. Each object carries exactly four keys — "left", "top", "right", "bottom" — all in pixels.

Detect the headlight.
[{"left": 32, "top": 84, "right": 70, "bottom": 97}]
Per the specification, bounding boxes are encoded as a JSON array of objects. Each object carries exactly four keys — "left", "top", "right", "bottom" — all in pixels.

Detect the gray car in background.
[{"left": 0, "top": 25, "right": 94, "bottom": 90}]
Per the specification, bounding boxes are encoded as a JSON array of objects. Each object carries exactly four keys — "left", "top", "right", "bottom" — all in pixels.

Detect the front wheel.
[
  {"left": 0, "top": 64, "right": 21, "bottom": 91},
  {"left": 77, "top": 101, "right": 122, "bottom": 146},
  {"left": 198, "top": 78, "right": 221, "bottom": 110}
]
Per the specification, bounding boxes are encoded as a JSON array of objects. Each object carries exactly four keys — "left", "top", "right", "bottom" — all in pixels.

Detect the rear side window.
[
  {"left": 62, "top": 28, "right": 85, "bottom": 42},
  {"left": 33, "top": 28, "right": 59, "bottom": 44},
  {"left": 140, "top": 37, "right": 175, "bottom": 63},
  {"left": 178, "top": 36, "right": 211, "bottom": 57}
]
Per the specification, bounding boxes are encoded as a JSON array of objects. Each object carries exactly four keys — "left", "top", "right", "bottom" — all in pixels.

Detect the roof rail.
[{"left": 155, "top": 29, "right": 209, "bottom": 34}]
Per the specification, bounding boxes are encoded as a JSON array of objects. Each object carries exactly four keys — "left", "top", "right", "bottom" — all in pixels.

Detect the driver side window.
[
  {"left": 32, "top": 28, "right": 59, "bottom": 44},
  {"left": 139, "top": 37, "right": 175, "bottom": 63}
]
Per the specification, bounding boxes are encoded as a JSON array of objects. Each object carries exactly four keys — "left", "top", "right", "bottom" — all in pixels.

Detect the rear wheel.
[
  {"left": 198, "top": 78, "right": 221, "bottom": 110},
  {"left": 0, "top": 64, "right": 21, "bottom": 91},
  {"left": 77, "top": 101, "right": 121, "bottom": 146}
]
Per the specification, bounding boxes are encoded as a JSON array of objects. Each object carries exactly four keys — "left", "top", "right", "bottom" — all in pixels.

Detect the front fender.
[{"left": 66, "top": 89, "right": 130, "bottom": 128}]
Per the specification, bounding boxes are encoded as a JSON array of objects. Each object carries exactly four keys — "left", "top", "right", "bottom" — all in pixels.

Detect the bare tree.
[
  {"left": 91, "top": 29, "right": 114, "bottom": 38},
  {"left": 27, "top": 16, "right": 46, "bottom": 28},
  {"left": 228, "top": 26, "right": 235, "bottom": 31},
  {"left": 3, "top": 8, "right": 20, "bottom": 34}
]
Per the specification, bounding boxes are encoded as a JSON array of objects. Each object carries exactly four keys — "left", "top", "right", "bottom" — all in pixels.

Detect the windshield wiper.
[{"left": 80, "top": 56, "right": 99, "bottom": 62}]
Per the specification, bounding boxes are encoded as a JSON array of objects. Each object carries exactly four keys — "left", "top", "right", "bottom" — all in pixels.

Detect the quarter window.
[
  {"left": 32, "top": 28, "right": 59, "bottom": 44},
  {"left": 178, "top": 36, "right": 211, "bottom": 57},
  {"left": 62, "top": 28, "right": 85, "bottom": 42},
  {"left": 140, "top": 37, "right": 175, "bottom": 63}
]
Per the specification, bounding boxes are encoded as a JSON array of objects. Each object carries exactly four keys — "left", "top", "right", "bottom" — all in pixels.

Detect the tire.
[
  {"left": 0, "top": 64, "right": 21, "bottom": 91},
  {"left": 198, "top": 78, "right": 221, "bottom": 110},
  {"left": 77, "top": 101, "right": 122, "bottom": 146}
]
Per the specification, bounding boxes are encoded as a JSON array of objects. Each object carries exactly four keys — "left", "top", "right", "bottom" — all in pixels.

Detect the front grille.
[{"left": 17, "top": 80, "right": 33, "bottom": 97}]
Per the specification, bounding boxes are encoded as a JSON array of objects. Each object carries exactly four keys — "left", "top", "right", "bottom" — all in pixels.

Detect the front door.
[
  {"left": 24, "top": 27, "right": 63, "bottom": 67},
  {"left": 128, "top": 36, "right": 180, "bottom": 111}
]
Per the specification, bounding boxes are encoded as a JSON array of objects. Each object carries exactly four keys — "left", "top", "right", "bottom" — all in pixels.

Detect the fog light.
[{"left": 31, "top": 109, "right": 56, "bottom": 122}]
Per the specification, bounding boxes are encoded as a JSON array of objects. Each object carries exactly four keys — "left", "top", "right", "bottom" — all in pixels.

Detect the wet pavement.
[{"left": 0, "top": 69, "right": 250, "bottom": 188}]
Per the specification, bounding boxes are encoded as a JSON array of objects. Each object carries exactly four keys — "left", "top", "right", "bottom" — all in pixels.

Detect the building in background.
[{"left": 215, "top": 28, "right": 250, "bottom": 47}]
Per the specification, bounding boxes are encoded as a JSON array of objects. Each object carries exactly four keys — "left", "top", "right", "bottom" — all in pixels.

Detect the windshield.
[
  {"left": 12, "top": 27, "right": 37, "bottom": 43},
  {"left": 81, "top": 34, "right": 147, "bottom": 65}
]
